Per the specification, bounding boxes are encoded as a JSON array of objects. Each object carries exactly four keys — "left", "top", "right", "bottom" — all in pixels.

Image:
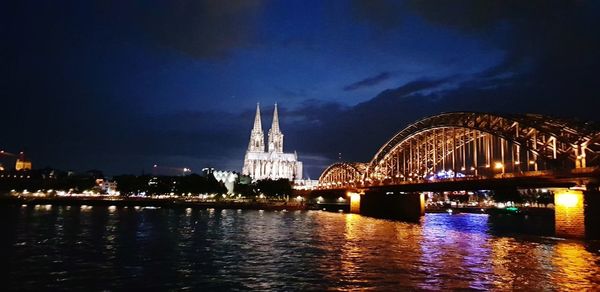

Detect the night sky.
[{"left": 3, "top": 1, "right": 600, "bottom": 177}]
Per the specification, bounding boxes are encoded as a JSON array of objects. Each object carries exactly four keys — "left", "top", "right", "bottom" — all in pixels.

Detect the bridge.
[{"left": 315, "top": 112, "right": 600, "bottom": 238}]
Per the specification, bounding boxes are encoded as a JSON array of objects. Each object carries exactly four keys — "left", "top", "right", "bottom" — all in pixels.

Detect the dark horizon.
[{"left": 3, "top": 1, "right": 600, "bottom": 177}]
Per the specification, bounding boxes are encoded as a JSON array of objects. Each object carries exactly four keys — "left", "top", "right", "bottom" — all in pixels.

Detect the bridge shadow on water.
[{"left": 486, "top": 210, "right": 556, "bottom": 237}]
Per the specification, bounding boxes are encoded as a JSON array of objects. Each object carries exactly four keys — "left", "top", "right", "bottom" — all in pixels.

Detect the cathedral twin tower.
[
  {"left": 242, "top": 103, "right": 303, "bottom": 181},
  {"left": 247, "top": 103, "right": 282, "bottom": 153}
]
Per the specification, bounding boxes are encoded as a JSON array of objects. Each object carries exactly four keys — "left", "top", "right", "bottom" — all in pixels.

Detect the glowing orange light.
[
  {"left": 555, "top": 192, "right": 579, "bottom": 208},
  {"left": 347, "top": 192, "right": 361, "bottom": 213},
  {"left": 554, "top": 189, "right": 585, "bottom": 238}
]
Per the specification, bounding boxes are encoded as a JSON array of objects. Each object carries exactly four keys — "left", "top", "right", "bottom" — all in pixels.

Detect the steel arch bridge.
[
  {"left": 318, "top": 112, "right": 600, "bottom": 188},
  {"left": 319, "top": 162, "right": 367, "bottom": 188}
]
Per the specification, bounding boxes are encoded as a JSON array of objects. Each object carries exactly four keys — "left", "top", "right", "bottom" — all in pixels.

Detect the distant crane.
[{"left": 0, "top": 150, "right": 17, "bottom": 157}]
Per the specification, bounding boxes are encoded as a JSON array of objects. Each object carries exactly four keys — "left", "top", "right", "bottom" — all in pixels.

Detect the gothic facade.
[{"left": 242, "top": 103, "right": 303, "bottom": 181}]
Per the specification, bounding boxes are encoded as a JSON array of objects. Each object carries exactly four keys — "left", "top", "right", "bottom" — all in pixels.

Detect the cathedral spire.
[
  {"left": 248, "top": 103, "right": 265, "bottom": 152},
  {"left": 268, "top": 103, "right": 284, "bottom": 153},
  {"left": 252, "top": 103, "right": 262, "bottom": 132},
  {"left": 270, "top": 103, "right": 280, "bottom": 133}
]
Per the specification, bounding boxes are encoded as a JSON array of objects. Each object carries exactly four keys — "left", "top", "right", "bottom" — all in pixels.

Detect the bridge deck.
[{"left": 318, "top": 168, "right": 599, "bottom": 192}]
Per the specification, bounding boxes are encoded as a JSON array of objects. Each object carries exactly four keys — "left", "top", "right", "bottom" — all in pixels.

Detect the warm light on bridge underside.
[
  {"left": 494, "top": 162, "right": 504, "bottom": 169},
  {"left": 555, "top": 191, "right": 580, "bottom": 208},
  {"left": 554, "top": 189, "right": 585, "bottom": 238},
  {"left": 347, "top": 192, "right": 361, "bottom": 199},
  {"left": 347, "top": 192, "right": 361, "bottom": 213}
]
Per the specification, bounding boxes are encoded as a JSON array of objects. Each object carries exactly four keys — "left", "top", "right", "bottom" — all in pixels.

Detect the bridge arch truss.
[
  {"left": 318, "top": 162, "right": 367, "bottom": 189},
  {"left": 365, "top": 112, "right": 600, "bottom": 184}
]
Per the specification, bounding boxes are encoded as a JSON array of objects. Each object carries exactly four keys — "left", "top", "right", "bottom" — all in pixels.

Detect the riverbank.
[{"left": 0, "top": 195, "right": 307, "bottom": 211}]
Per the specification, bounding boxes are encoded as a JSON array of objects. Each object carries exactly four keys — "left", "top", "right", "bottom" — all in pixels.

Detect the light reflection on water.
[{"left": 1, "top": 205, "right": 599, "bottom": 290}]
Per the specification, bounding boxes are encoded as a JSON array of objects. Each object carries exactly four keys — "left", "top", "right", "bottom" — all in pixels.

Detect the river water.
[{"left": 1, "top": 205, "right": 599, "bottom": 290}]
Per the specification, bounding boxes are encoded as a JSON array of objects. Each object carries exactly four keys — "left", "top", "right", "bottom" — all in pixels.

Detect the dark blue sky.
[{"left": 2, "top": 1, "right": 599, "bottom": 177}]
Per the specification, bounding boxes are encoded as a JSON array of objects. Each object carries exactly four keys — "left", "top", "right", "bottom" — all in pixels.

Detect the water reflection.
[
  {"left": 420, "top": 214, "right": 492, "bottom": 290},
  {"left": 339, "top": 214, "right": 366, "bottom": 288},
  {"left": 552, "top": 242, "right": 599, "bottom": 290},
  {"left": 1, "top": 206, "right": 599, "bottom": 290}
]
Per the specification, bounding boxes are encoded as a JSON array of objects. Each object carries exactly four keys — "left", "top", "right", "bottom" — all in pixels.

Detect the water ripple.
[{"left": 0, "top": 206, "right": 599, "bottom": 290}]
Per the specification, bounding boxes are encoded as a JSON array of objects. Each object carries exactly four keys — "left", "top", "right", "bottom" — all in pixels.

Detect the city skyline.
[
  {"left": 3, "top": 1, "right": 600, "bottom": 177},
  {"left": 2, "top": 2, "right": 600, "bottom": 290}
]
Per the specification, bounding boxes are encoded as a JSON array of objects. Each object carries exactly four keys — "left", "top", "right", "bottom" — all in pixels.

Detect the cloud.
[
  {"left": 351, "top": 0, "right": 405, "bottom": 30},
  {"left": 362, "top": 77, "right": 451, "bottom": 103},
  {"left": 2, "top": 1, "right": 269, "bottom": 62},
  {"left": 410, "top": 1, "right": 600, "bottom": 76},
  {"left": 350, "top": 1, "right": 600, "bottom": 82},
  {"left": 343, "top": 72, "right": 393, "bottom": 91},
  {"left": 134, "top": 0, "right": 267, "bottom": 59},
  {"left": 275, "top": 86, "right": 308, "bottom": 100}
]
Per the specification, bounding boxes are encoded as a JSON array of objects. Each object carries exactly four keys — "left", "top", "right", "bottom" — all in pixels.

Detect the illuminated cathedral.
[{"left": 242, "top": 103, "right": 303, "bottom": 181}]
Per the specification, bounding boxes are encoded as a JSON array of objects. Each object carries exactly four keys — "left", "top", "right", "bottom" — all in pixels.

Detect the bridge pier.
[
  {"left": 348, "top": 191, "right": 361, "bottom": 214},
  {"left": 553, "top": 187, "right": 600, "bottom": 239},
  {"left": 358, "top": 190, "right": 425, "bottom": 221}
]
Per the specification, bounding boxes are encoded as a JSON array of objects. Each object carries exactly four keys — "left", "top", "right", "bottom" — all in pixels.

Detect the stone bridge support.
[{"left": 553, "top": 187, "right": 600, "bottom": 239}]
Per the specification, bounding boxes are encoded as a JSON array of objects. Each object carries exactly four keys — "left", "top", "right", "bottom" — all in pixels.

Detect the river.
[{"left": 1, "top": 205, "right": 599, "bottom": 290}]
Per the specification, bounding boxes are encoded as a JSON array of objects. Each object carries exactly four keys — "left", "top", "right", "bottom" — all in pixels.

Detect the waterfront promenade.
[{"left": 0, "top": 194, "right": 306, "bottom": 211}]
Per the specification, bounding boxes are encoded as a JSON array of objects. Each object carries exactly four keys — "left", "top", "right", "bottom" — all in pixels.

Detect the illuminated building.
[
  {"left": 15, "top": 159, "right": 32, "bottom": 171},
  {"left": 10, "top": 152, "right": 32, "bottom": 171},
  {"left": 212, "top": 170, "right": 238, "bottom": 194},
  {"left": 96, "top": 179, "right": 118, "bottom": 195},
  {"left": 242, "top": 103, "right": 303, "bottom": 181}
]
